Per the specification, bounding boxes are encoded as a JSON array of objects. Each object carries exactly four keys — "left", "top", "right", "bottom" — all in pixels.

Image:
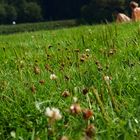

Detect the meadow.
[{"left": 0, "top": 22, "right": 140, "bottom": 140}]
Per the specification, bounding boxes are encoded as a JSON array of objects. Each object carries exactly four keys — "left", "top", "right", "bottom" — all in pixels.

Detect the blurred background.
[{"left": 0, "top": 0, "right": 139, "bottom": 24}]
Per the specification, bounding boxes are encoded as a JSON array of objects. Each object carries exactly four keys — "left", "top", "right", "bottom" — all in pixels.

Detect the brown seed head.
[
  {"left": 62, "top": 90, "right": 70, "bottom": 97},
  {"left": 34, "top": 66, "right": 40, "bottom": 74},
  {"left": 39, "top": 80, "right": 45, "bottom": 85},
  {"left": 85, "top": 124, "right": 96, "bottom": 138},
  {"left": 82, "top": 88, "right": 89, "bottom": 95},
  {"left": 30, "top": 85, "right": 36, "bottom": 93},
  {"left": 82, "top": 109, "right": 93, "bottom": 120}
]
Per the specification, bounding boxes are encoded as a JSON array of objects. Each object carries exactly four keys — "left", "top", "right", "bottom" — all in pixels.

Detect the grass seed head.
[
  {"left": 82, "top": 88, "right": 89, "bottom": 95},
  {"left": 30, "top": 85, "right": 36, "bottom": 93}
]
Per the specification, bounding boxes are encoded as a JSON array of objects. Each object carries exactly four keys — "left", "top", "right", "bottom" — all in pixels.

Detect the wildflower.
[
  {"left": 82, "top": 109, "right": 93, "bottom": 120},
  {"left": 45, "top": 107, "right": 62, "bottom": 120},
  {"left": 50, "top": 74, "right": 57, "bottom": 80},
  {"left": 70, "top": 103, "right": 81, "bottom": 114},
  {"left": 10, "top": 131, "right": 16, "bottom": 138}
]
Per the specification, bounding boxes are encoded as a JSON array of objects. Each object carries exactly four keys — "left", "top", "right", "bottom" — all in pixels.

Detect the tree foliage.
[{"left": 0, "top": 0, "right": 139, "bottom": 24}]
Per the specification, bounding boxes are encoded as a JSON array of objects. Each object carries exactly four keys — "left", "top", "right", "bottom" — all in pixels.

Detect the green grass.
[
  {"left": 0, "top": 22, "right": 140, "bottom": 140},
  {"left": 0, "top": 20, "right": 77, "bottom": 35}
]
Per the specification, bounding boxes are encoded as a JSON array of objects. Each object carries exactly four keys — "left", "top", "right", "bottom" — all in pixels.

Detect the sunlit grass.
[{"left": 0, "top": 22, "right": 140, "bottom": 140}]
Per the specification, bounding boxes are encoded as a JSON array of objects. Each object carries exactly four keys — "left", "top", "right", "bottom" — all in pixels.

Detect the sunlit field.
[{"left": 0, "top": 22, "right": 140, "bottom": 140}]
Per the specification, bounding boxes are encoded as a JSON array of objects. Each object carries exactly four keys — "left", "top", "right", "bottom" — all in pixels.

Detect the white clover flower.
[
  {"left": 50, "top": 74, "right": 57, "bottom": 80},
  {"left": 45, "top": 107, "right": 62, "bottom": 120}
]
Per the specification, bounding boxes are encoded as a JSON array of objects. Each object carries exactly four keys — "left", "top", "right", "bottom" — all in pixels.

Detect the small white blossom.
[
  {"left": 10, "top": 131, "right": 16, "bottom": 138},
  {"left": 45, "top": 107, "right": 62, "bottom": 120},
  {"left": 50, "top": 74, "right": 57, "bottom": 80}
]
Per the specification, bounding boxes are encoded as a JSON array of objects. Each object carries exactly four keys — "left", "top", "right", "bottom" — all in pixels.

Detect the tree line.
[{"left": 0, "top": 0, "right": 139, "bottom": 24}]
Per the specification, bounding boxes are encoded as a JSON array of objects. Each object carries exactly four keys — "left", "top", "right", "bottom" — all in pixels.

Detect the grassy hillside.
[{"left": 0, "top": 22, "right": 140, "bottom": 140}]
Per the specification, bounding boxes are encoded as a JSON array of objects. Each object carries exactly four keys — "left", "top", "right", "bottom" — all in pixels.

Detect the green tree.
[
  {"left": 5, "top": 5, "right": 17, "bottom": 23},
  {"left": 0, "top": 4, "right": 6, "bottom": 24},
  {"left": 24, "top": 2, "right": 42, "bottom": 22}
]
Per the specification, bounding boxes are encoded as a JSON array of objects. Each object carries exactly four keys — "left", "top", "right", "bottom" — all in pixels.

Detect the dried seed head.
[
  {"left": 39, "top": 80, "right": 45, "bottom": 85},
  {"left": 30, "top": 85, "right": 36, "bottom": 93},
  {"left": 64, "top": 75, "right": 70, "bottom": 81},
  {"left": 97, "top": 65, "right": 103, "bottom": 71},
  {"left": 70, "top": 103, "right": 81, "bottom": 114},
  {"left": 34, "top": 66, "right": 40, "bottom": 74},
  {"left": 62, "top": 90, "right": 70, "bottom": 97},
  {"left": 85, "top": 124, "right": 96, "bottom": 138},
  {"left": 82, "top": 109, "right": 93, "bottom": 120},
  {"left": 82, "top": 88, "right": 89, "bottom": 95}
]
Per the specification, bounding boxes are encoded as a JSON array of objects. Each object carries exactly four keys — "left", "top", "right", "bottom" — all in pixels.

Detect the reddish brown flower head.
[{"left": 83, "top": 109, "right": 93, "bottom": 120}]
